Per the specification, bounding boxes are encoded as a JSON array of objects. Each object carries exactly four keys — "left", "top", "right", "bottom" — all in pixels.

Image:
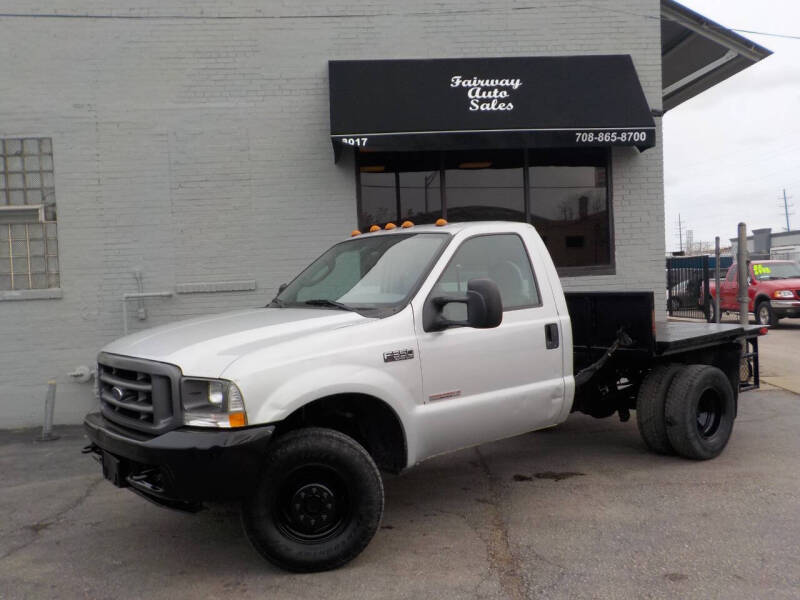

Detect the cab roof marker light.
[
  {"left": 369, "top": 225, "right": 381, "bottom": 232},
  {"left": 435, "top": 218, "right": 448, "bottom": 226},
  {"left": 384, "top": 223, "right": 397, "bottom": 230},
  {"left": 401, "top": 221, "right": 414, "bottom": 228},
  {"left": 351, "top": 230, "right": 361, "bottom": 237}
]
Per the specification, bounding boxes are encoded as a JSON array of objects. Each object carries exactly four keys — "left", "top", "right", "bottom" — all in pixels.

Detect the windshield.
[
  {"left": 752, "top": 262, "right": 800, "bottom": 281},
  {"left": 272, "top": 233, "right": 450, "bottom": 315}
]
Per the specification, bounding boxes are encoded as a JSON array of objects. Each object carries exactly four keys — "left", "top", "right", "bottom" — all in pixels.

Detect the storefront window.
[
  {"left": 396, "top": 153, "right": 442, "bottom": 225},
  {"left": 356, "top": 148, "right": 611, "bottom": 272},
  {"left": 358, "top": 169, "right": 395, "bottom": 227},
  {"left": 530, "top": 154, "right": 609, "bottom": 268},
  {"left": 443, "top": 150, "right": 524, "bottom": 222}
]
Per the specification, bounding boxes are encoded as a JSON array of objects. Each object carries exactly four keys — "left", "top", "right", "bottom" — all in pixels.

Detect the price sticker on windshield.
[{"left": 753, "top": 264, "right": 771, "bottom": 276}]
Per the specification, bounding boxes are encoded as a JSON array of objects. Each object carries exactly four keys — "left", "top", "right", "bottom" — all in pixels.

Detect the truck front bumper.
[
  {"left": 84, "top": 412, "right": 275, "bottom": 509},
  {"left": 770, "top": 299, "right": 800, "bottom": 318}
]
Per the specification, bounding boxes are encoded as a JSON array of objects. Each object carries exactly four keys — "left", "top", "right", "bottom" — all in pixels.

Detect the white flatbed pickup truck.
[{"left": 84, "top": 221, "right": 764, "bottom": 572}]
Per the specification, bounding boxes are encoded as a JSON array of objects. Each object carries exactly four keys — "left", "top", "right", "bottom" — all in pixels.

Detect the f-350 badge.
[{"left": 383, "top": 349, "right": 414, "bottom": 363}]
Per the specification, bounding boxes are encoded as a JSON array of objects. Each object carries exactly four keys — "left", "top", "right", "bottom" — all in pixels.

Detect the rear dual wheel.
[
  {"left": 636, "top": 364, "right": 735, "bottom": 460},
  {"left": 665, "top": 365, "right": 735, "bottom": 460}
]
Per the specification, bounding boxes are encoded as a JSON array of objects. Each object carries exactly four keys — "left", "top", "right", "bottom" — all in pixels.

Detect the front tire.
[
  {"left": 755, "top": 301, "right": 775, "bottom": 326},
  {"left": 665, "top": 365, "right": 735, "bottom": 460},
  {"left": 242, "top": 427, "right": 384, "bottom": 572}
]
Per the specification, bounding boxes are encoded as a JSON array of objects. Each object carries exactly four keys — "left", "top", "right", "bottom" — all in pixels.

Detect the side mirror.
[{"left": 423, "top": 278, "right": 503, "bottom": 332}]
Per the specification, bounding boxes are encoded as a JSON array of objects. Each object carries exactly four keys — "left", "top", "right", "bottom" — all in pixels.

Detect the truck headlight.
[
  {"left": 774, "top": 290, "right": 795, "bottom": 299},
  {"left": 180, "top": 379, "right": 248, "bottom": 428}
]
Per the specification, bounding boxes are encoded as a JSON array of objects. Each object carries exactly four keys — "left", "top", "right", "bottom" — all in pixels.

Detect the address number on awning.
[
  {"left": 340, "top": 137, "right": 368, "bottom": 147},
  {"left": 575, "top": 131, "right": 649, "bottom": 144}
]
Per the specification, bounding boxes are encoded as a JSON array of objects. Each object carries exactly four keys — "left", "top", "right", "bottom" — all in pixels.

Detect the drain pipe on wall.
[
  {"left": 122, "top": 291, "right": 173, "bottom": 334},
  {"left": 36, "top": 380, "right": 59, "bottom": 442}
]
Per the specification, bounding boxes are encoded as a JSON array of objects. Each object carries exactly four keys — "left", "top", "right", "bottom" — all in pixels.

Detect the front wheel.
[
  {"left": 755, "top": 301, "right": 776, "bottom": 326},
  {"left": 242, "top": 427, "right": 384, "bottom": 572}
]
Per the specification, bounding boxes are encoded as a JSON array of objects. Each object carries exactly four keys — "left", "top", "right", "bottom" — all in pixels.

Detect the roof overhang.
[{"left": 661, "top": 0, "right": 772, "bottom": 112}]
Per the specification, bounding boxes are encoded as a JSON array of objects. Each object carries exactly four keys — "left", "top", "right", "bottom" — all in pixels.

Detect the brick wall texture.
[{"left": 0, "top": 0, "right": 664, "bottom": 426}]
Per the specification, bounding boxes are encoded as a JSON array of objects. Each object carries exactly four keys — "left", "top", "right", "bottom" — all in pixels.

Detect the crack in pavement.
[
  {"left": 0, "top": 476, "right": 104, "bottom": 562},
  {"left": 474, "top": 447, "right": 527, "bottom": 600}
]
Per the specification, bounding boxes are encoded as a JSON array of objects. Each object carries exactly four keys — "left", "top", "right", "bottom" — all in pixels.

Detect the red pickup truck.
[{"left": 708, "top": 260, "right": 800, "bottom": 325}]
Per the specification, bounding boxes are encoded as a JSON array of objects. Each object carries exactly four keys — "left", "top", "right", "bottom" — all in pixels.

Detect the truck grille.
[{"left": 97, "top": 353, "right": 182, "bottom": 434}]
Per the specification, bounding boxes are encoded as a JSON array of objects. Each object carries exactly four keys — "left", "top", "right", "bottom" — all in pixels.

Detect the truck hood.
[
  {"left": 756, "top": 278, "right": 800, "bottom": 292},
  {"left": 102, "top": 308, "right": 371, "bottom": 377}
]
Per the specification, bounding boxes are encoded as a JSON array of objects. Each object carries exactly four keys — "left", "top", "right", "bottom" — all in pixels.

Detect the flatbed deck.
[{"left": 655, "top": 322, "right": 763, "bottom": 355}]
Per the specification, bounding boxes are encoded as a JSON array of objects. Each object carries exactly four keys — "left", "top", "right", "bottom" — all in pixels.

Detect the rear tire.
[
  {"left": 241, "top": 427, "right": 384, "bottom": 572},
  {"left": 665, "top": 365, "right": 735, "bottom": 460},
  {"left": 706, "top": 301, "right": 717, "bottom": 323},
  {"left": 667, "top": 297, "right": 680, "bottom": 313},
  {"left": 636, "top": 364, "right": 683, "bottom": 454}
]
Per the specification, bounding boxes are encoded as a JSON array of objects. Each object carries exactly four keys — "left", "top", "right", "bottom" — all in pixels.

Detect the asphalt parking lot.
[{"left": 1, "top": 382, "right": 799, "bottom": 600}]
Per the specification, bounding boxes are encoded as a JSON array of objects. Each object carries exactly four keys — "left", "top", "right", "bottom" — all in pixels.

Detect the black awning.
[{"left": 329, "top": 55, "right": 656, "bottom": 159}]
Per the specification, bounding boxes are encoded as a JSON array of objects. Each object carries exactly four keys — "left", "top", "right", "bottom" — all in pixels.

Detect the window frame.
[
  {"left": 355, "top": 148, "right": 615, "bottom": 277},
  {"left": 0, "top": 137, "right": 61, "bottom": 298},
  {"left": 427, "top": 232, "right": 543, "bottom": 314}
]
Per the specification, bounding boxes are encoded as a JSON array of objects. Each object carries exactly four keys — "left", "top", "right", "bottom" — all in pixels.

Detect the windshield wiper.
[
  {"left": 303, "top": 299, "right": 358, "bottom": 312},
  {"left": 267, "top": 298, "right": 286, "bottom": 308}
]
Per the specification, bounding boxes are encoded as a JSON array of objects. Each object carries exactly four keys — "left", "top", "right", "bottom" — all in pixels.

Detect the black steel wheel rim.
[
  {"left": 274, "top": 464, "right": 350, "bottom": 543},
  {"left": 696, "top": 388, "right": 723, "bottom": 438}
]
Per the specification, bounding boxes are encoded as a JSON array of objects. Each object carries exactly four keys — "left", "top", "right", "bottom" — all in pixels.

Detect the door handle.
[{"left": 545, "top": 323, "right": 559, "bottom": 349}]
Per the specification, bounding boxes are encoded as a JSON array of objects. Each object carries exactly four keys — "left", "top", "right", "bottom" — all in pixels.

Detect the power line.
[
  {"left": 730, "top": 28, "right": 800, "bottom": 41},
  {"left": 0, "top": 3, "right": 798, "bottom": 44}
]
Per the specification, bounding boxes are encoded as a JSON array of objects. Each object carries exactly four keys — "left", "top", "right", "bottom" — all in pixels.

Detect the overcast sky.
[{"left": 663, "top": 0, "right": 800, "bottom": 252}]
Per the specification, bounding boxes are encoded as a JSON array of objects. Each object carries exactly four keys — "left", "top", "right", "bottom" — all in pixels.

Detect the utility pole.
[{"left": 781, "top": 188, "right": 793, "bottom": 232}]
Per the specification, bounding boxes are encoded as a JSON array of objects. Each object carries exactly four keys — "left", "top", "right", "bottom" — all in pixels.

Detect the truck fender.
[{"left": 250, "top": 364, "right": 419, "bottom": 465}]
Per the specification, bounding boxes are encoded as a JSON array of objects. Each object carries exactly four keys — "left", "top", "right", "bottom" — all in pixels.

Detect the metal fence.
[{"left": 666, "top": 255, "right": 733, "bottom": 319}]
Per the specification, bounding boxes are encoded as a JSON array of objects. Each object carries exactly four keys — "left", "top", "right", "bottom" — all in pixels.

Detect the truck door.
[
  {"left": 720, "top": 265, "right": 738, "bottom": 309},
  {"left": 412, "top": 233, "right": 566, "bottom": 460}
]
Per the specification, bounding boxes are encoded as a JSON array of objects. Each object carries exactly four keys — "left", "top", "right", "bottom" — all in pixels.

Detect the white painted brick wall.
[{"left": 0, "top": 0, "right": 664, "bottom": 427}]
